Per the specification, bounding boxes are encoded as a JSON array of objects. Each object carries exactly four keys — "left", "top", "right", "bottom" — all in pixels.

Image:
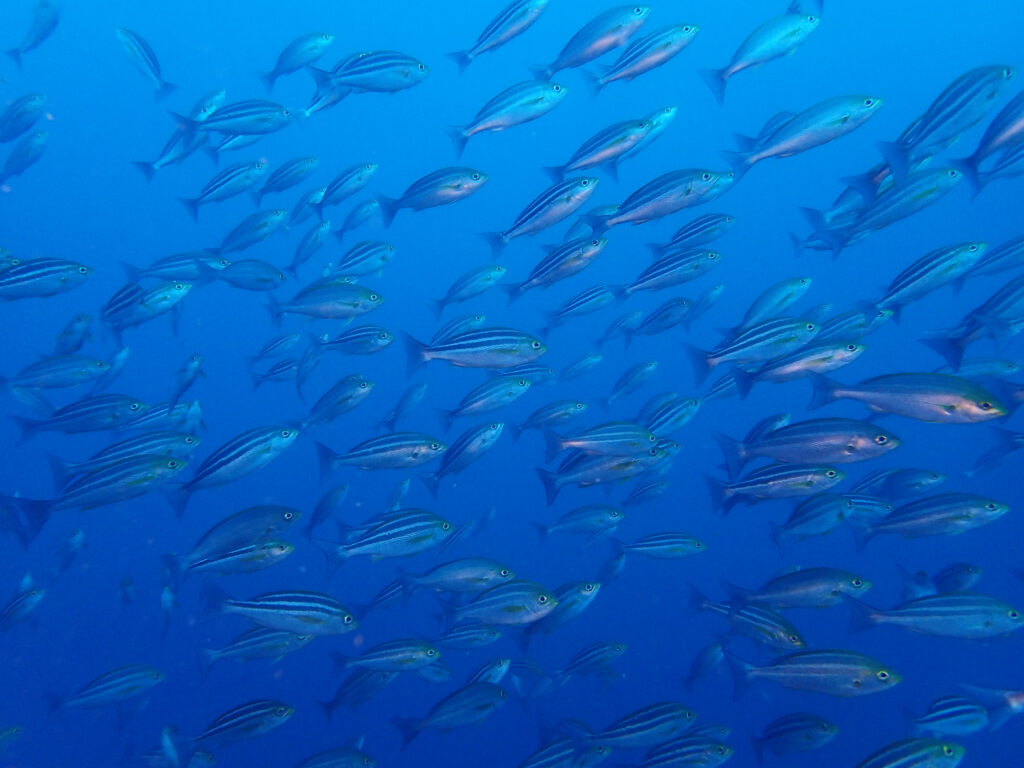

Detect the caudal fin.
[
  {"left": 536, "top": 467, "right": 562, "bottom": 505},
  {"left": 698, "top": 67, "right": 728, "bottom": 105},
  {"left": 920, "top": 333, "right": 968, "bottom": 371},
  {"left": 713, "top": 432, "right": 747, "bottom": 480},
  {"left": 392, "top": 717, "right": 423, "bottom": 749},
  {"left": 720, "top": 150, "right": 752, "bottom": 181},
  {"left": 722, "top": 650, "right": 754, "bottom": 700},
  {"left": 131, "top": 160, "right": 157, "bottom": 183},
  {"left": 704, "top": 474, "right": 735, "bottom": 516},
  {"left": 682, "top": 344, "right": 712, "bottom": 385},
  {"left": 481, "top": 232, "right": 507, "bottom": 258},
  {"left": 6, "top": 49, "right": 23, "bottom": 70},
  {"left": 542, "top": 429, "right": 565, "bottom": 464},
  {"left": 960, "top": 684, "right": 1022, "bottom": 731},
  {"left": 402, "top": 333, "right": 429, "bottom": 375},
  {"left": 877, "top": 140, "right": 911, "bottom": 181},
  {"left": 839, "top": 593, "right": 879, "bottom": 632},
  {"left": 441, "top": 125, "right": 469, "bottom": 158},
  {"left": 806, "top": 372, "right": 841, "bottom": 411},
  {"left": 155, "top": 81, "right": 178, "bottom": 101},
  {"left": 179, "top": 197, "right": 201, "bottom": 223},
  {"left": 375, "top": 193, "right": 401, "bottom": 228},
  {"left": 315, "top": 442, "right": 341, "bottom": 482},
  {"left": 446, "top": 50, "right": 473, "bottom": 74},
  {"left": 542, "top": 165, "right": 565, "bottom": 184}
]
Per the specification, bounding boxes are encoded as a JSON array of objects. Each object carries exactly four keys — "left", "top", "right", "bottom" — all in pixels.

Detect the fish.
[
  {"left": 255, "top": 157, "right": 320, "bottom": 204},
  {"left": 316, "top": 432, "right": 445, "bottom": 476},
  {"left": 422, "top": 422, "right": 504, "bottom": 496},
  {"left": 392, "top": 683, "right": 508, "bottom": 748},
  {"left": 378, "top": 382, "right": 428, "bottom": 431},
  {"left": 585, "top": 24, "right": 699, "bottom": 94},
  {"left": 0, "top": 258, "right": 92, "bottom": 301},
  {"left": 544, "top": 119, "right": 653, "bottom": 183},
  {"left": 707, "top": 463, "right": 844, "bottom": 514},
  {"left": 194, "top": 700, "right": 294, "bottom": 748},
  {"left": 842, "top": 592, "right": 1022, "bottom": 639},
  {"left": 650, "top": 213, "right": 737, "bottom": 256},
  {"left": 47, "top": 665, "right": 164, "bottom": 712},
  {"left": 627, "top": 249, "right": 725, "bottom": 295},
  {"left": 405, "top": 327, "right": 546, "bottom": 372},
  {"left": 912, "top": 697, "right": 990, "bottom": 736},
  {"left": 438, "top": 377, "right": 530, "bottom": 430},
  {"left": 558, "top": 701, "right": 697, "bottom": 749},
  {"left": 172, "top": 100, "right": 301, "bottom": 136},
  {"left": 308, "top": 50, "right": 429, "bottom": 93},
  {"left": 448, "top": 0, "right": 550, "bottom": 73},
  {"left": 855, "top": 739, "right": 964, "bottom": 768},
  {"left": 204, "top": 585, "right": 357, "bottom": 636},
  {"left": 444, "top": 81, "right": 568, "bottom": 157},
  {"left": 851, "top": 493, "right": 1008, "bottom": 548},
  {"left": 586, "top": 169, "right": 726, "bottom": 233},
  {"left": 5, "top": 1, "right": 59, "bottom": 69},
  {"left": 533, "top": 5, "right": 652, "bottom": 80},
  {"left": 200, "top": 628, "right": 314, "bottom": 679},
  {"left": 116, "top": 28, "right": 175, "bottom": 99},
  {"left": 333, "top": 638, "right": 441, "bottom": 672},
  {"left": 700, "top": 12, "right": 820, "bottom": 104},
  {"left": 0, "top": 130, "right": 48, "bottom": 185},
  {"left": 505, "top": 238, "right": 608, "bottom": 302},
  {"left": 690, "top": 586, "right": 806, "bottom": 651},
  {"left": 377, "top": 167, "right": 489, "bottom": 226},
  {"left": 726, "top": 648, "right": 901, "bottom": 698},
  {"left": 263, "top": 32, "right": 334, "bottom": 92},
  {"left": 0, "top": 94, "right": 46, "bottom": 144},
  {"left": 752, "top": 713, "right": 838, "bottom": 761},
  {"left": 851, "top": 467, "right": 946, "bottom": 498},
  {"left": 484, "top": 177, "right": 599, "bottom": 256}
]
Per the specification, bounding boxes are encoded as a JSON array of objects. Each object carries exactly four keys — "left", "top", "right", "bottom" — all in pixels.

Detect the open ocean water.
[{"left": 1, "top": 1, "right": 1024, "bottom": 766}]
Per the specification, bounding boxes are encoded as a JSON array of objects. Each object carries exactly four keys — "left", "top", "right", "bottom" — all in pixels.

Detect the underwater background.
[{"left": 1, "top": 0, "right": 1024, "bottom": 766}]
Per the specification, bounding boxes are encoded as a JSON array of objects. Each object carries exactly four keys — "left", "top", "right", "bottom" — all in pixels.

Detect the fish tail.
[
  {"left": 6, "top": 49, "right": 23, "bottom": 70},
  {"left": 531, "top": 520, "right": 550, "bottom": 543},
  {"left": 541, "top": 429, "right": 565, "bottom": 464},
  {"left": 427, "top": 298, "right": 445, "bottom": 319},
  {"left": 305, "top": 64, "right": 333, "bottom": 92},
  {"left": 317, "top": 697, "right": 338, "bottom": 721},
  {"left": 877, "top": 140, "right": 910, "bottom": 180},
  {"left": 713, "top": 432, "right": 747, "bottom": 479},
  {"left": 155, "top": 80, "right": 177, "bottom": 101},
  {"left": 789, "top": 232, "right": 807, "bottom": 258},
  {"left": 720, "top": 149, "right": 752, "bottom": 181},
  {"left": 1, "top": 495, "right": 51, "bottom": 547},
  {"left": 375, "top": 193, "right": 400, "bottom": 228},
  {"left": 840, "top": 171, "right": 881, "bottom": 203},
  {"left": 960, "top": 684, "right": 1019, "bottom": 731},
  {"left": 445, "top": 50, "right": 472, "bottom": 74},
  {"left": 687, "top": 583, "right": 711, "bottom": 613},
  {"left": 703, "top": 473, "right": 734, "bottom": 516},
  {"left": 682, "top": 343, "right": 712, "bottom": 385},
  {"left": 131, "top": 160, "right": 157, "bottom": 183},
  {"left": 718, "top": 580, "right": 752, "bottom": 607},
  {"left": 44, "top": 694, "right": 63, "bottom": 717},
  {"left": 434, "top": 408, "right": 456, "bottom": 433},
  {"left": 541, "top": 165, "right": 565, "bottom": 184},
  {"left": 528, "top": 64, "right": 552, "bottom": 81},
  {"left": 328, "top": 650, "right": 351, "bottom": 672},
  {"left": 10, "top": 414, "right": 42, "bottom": 444},
  {"left": 500, "top": 283, "right": 522, "bottom": 305},
  {"left": 315, "top": 441, "right": 341, "bottom": 483},
  {"left": 580, "top": 68, "right": 604, "bottom": 98},
  {"left": 920, "top": 333, "right": 968, "bottom": 371},
  {"left": 698, "top": 67, "right": 728, "bottom": 105},
  {"left": 402, "top": 332, "right": 429, "bottom": 375},
  {"left": 558, "top": 719, "right": 593, "bottom": 749},
  {"left": 45, "top": 452, "right": 72, "bottom": 492},
  {"left": 392, "top": 717, "right": 423, "bottom": 749},
  {"left": 198, "top": 647, "right": 218, "bottom": 682},
  {"left": 974, "top": 312, "right": 1015, "bottom": 349},
  {"left": 178, "top": 197, "right": 200, "bottom": 223},
  {"left": 732, "top": 368, "right": 755, "bottom": 400},
  {"left": 848, "top": 519, "right": 875, "bottom": 553},
  {"left": 798, "top": 207, "right": 846, "bottom": 257},
  {"left": 535, "top": 467, "right": 562, "bottom": 506},
  {"left": 266, "top": 293, "right": 283, "bottom": 326},
  {"left": 480, "top": 231, "right": 506, "bottom": 258},
  {"left": 418, "top": 471, "right": 440, "bottom": 498},
  {"left": 581, "top": 212, "right": 611, "bottom": 236},
  {"left": 198, "top": 581, "right": 231, "bottom": 620},
  {"left": 722, "top": 649, "right": 754, "bottom": 700},
  {"left": 646, "top": 241, "right": 666, "bottom": 259},
  {"left": 806, "top": 372, "right": 840, "bottom": 410},
  {"left": 839, "top": 593, "right": 879, "bottom": 632},
  {"left": 441, "top": 124, "right": 469, "bottom": 158},
  {"left": 260, "top": 70, "right": 277, "bottom": 93}
]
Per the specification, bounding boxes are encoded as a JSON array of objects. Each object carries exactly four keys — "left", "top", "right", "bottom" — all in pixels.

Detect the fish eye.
[
  {"left": 708, "top": 253, "right": 718, "bottom": 260},
  {"left": 442, "top": 522, "right": 451, "bottom": 530},
  {"left": 363, "top": 760, "right": 372, "bottom": 766},
  {"left": 581, "top": 179, "right": 590, "bottom": 187},
  {"left": 490, "top": 423, "right": 498, "bottom": 430},
  {"left": 633, "top": 6, "right": 643, "bottom": 13},
  {"left": 321, "top": 34, "right": 330, "bottom": 39},
  {"left": 648, "top": 448, "right": 658, "bottom": 456},
  {"left": 129, "top": 403, "right": 140, "bottom": 410},
  {"left": 427, "top": 649, "right": 436, "bottom": 656},
  {"left": 1009, "top": 610, "right": 1019, "bottom": 619},
  {"left": 78, "top": 266, "right": 88, "bottom": 274},
  {"left": 948, "top": 169, "right": 958, "bottom": 177},
  {"left": 167, "top": 460, "right": 179, "bottom": 468},
  {"left": 825, "top": 470, "right": 837, "bottom": 478},
  {"left": 185, "top": 436, "right": 195, "bottom": 443},
  {"left": 219, "top": 259, "right": 230, "bottom": 267},
  {"left": 344, "top": 614, "right": 354, "bottom": 624},
  {"left": 584, "top": 584, "right": 595, "bottom": 591},
  {"left": 702, "top": 173, "right": 711, "bottom": 181},
  {"left": 370, "top": 293, "right": 379, "bottom": 300},
  {"left": 538, "top": 595, "right": 548, "bottom": 603},
  {"left": 847, "top": 344, "right": 858, "bottom": 351},
  {"left": 979, "top": 401, "right": 992, "bottom": 410},
  {"left": 876, "top": 670, "right": 890, "bottom": 680},
  {"left": 874, "top": 435, "right": 888, "bottom": 444},
  {"left": 694, "top": 540, "right": 704, "bottom": 548},
  {"left": 716, "top": 747, "right": 725, "bottom": 755},
  {"left": 944, "top": 746, "right": 955, "bottom": 756},
  {"left": 281, "top": 429, "right": 291, "bottom": 437},
  {"left": 500, "top": 690, "right": 508, "bottom": 698},
  {"left": 430, "top": 442, "right": 440, "bottom": 449},
  {"left": 986, "top": 503, "right": 997, "bottom": 510},
  {"left": 806, "top": 323, "right": 815, "bottom": 331},
  {"left": 472, "top": 173, "right": 480, "bottom": 180},
  {"left": 531, "top": 341, "right": 542, "bottom": 349},
  {"left": 379, "top": 332, "right": 389, "bottom": 339},
  {"left": 863, "top": 98, "right": 873, "bottom": 107},
  {"left": 789, "top": 634, "right": 800, "bottom": 643},
  {"left": 552, "top": 85, "right": 562, "bottom": 92},
  {"left": 417, "top": 63, "right": 425, "bottom": 70},
  {"left": 500, "top": 569, "right": 510, "bottom": 576},
  {"left": 360, "top": 381, "right": 368, "bottom": 388},
  {"left": 519, "top": 380, "right": 527, "bottom": 386},
  {"left": 851, "top": 578, "right": 863, "bottom": 587},
  {"left": 808, "top": 15, "right": 817, "bottom": 21},
  {"left": 969, "top": 244, "right": 978, "bottom": 251},
  {"left": 275, "top": 707, "right": 287, "bottom": 716},
  {"left": 576, "top": 403, "right": 585, "bottom": 409}
]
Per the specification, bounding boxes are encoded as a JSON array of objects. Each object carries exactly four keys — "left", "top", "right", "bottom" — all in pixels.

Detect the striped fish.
[
  {"left": 116, "top": 28, "right": 175, "bottom": 99},
  {"left": 405, "top": 327, "right": 546, "bottom": 372},
  {"left": 205, "top": 586, "right": 357, "bottom": 636},
  {"left": 404, "top": 557, "right": 514, "bottom": 595},
  {"left": 316, "top": 432, "right": 445, "bottom": 477},
  {"left": 200, "top": 628, "right": 314, "bottom": 678},
  {"left": 122, "top": 250, "right": 228, "bottom": 282},
  {"left": 423, "top": 422, "right": 504, "bottom": 496},
  {"left": 690, "top": 587, "right": 805, "bottom": 651},
  {"left": 519, "top": 740, "right": 609, "bottom": 768},
  {"left": 329, "top": 509, "right": 452, "bottom": 563},
  {"left": 913, "top": 696, "right": 989, "bottom": 736},
  {"left": 534, "top": 5, "right": 651, "bottom": 80},
  {"left": 843, "top": 592, "right": 1022, "bottom": 639},
  {"left": 640, "top": 736, "right": 733, "bottom": 767},
  {"left": 878, "top": 242, "right": 985, "bottom": 318},
  {"left": 438, "top": 378, "right": 529, "bottom": 429},
  {"left": 497, "top": 362, "right": 554, "bottom": 383},
  {"left": 334, "top": 241, "right": 396, "bottom": 276},
  {"left": 537, "top": 448, "right": 667, "bottom": 504},
  {"left": 216, "top": 208, "right": 289, "bottom": 254},
  {"left": 2, "top": 354, "right": 109, "bottom": 389},
  {"left": 194, "top": 700, "right": 294, "bottom": 747},
  {"left": 505, "top": 238, "right": 607, "bottom": 301},
  {"left": 544, "top": 119, "right": 651, "bottom": 182},
  {"left": 650, "top": 213, "right": 736, "bottom": 257},
  {"left": 484, "top": 177, "right": 598, "bottom": 256},
  {"left": 438, "top": 622, "right": 502, "bottom": 648},
  {"left": 557, "top": 641, "right": 626, "bottom": 684},
  {"left": 124, "top": 400, "right": 202, "bottom": 433},
  {"left": 0, "top": 258, "right": 91, "bottom": 300},
  {"left": 13, "top": 393, "right": 149, "bottom": 439},
  {"left": 588, "top": 23, "right": 699, "bottom": 93},
  {"left": 559, "top": 701, "right": 697, "bottom": 749},
  {"left": 318, "top": 162, "right": 377, "bottom": 213},
  {"left": 707, "top": 463, "right": 844, "bottom": 514},
  {"left": 856, "top": 738, "right": 964, "bottom": 768},
  {"left": 619, "top": 532, "right": 705, "bottom": 559},
  {"left": 333, "top": 638, "right": 440, "bottom": 672},
  {"left": 48, "top": 665, "right": 163, "bottom": 711},
  {"left": 688, "top": 317, "right": 821, "bottom": 384},
  {"left": 262, "top": 32, "right": 333, "bottom": 92},
  {"left": 545, "top": 284, "right": 622, "bottom": 332},
  {"left": 448, "top": 0, "right": 550, "bottom": 73},
  {"left": 29, "top": 454, "right": 187, "bottom": 514},
  {"left": 444, "top": 81, "right": 567, "bottom": 157},
  {"left": 546, "top": 421, "right": 655, "bottom": 462},
  {"left": 448, "top": 580, "right": 557, "bottom": 626},
  {"left": 585, "top": 169, "right": 724, "bottom": 233},
  {"left": 378, "top": 382, "right": 429, "bottom": 431},
  {"left": 627, "top": 249, "right": 724, "bottom": 294},
  {"left": 377, "top": 167, "right": 489, "bottom": 226},
  {"left": 523, "top": 581, "right": 600, "bottom": 640},
  {"left": 392, "top": 683, "right": 508, "bottom": 748},
  {"left": 638, "top": 394, "right": 700, "bottom": 436},
  {"left": 753, "top": 713, "right": 838, "bottom": 759},
  {"left": 727, "top": 648, "right": 900, "bottom": 698},
  {"left": 309, "top": 50, "right": 429, "bottom": 94},
  {"left": 255, "top": 157, "right": 320, "bottom": 204},
  {"left": 320, "top": 670, "right": 398, "bottom": 718},
  {"left": 172, "top": 99, "right": 298, "bottom": 135}
]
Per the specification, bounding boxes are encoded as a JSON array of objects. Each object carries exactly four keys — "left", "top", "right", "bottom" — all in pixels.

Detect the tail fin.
[
  {"left": 542, "top": 165, "right": 565, "bottom": 184},
  {"left": 840, "top": 593, "right": 880, "bottom": 633},
  {"left": 688, "top": 584, "right": 711, "bottom": 613},
  {"left": 318, "top": 696, "right": 338, "bottom": 721},
  {"left": 419, "top": 471, "right": 440, "bottom": 499},
  {"left": 719, "top": 580, "right": 753, "bottom": 608},
  {"left": 199, "top": 581, "right": 231, "bottom": 620},
  {"left": 848, "top": 518, "right": 875, "bottom": 553},
  {"left": 428, "top": 298, "right": 446, "bottom": 320},
  {"left": 131, "top": 160, "right": 157, "bottom": 183},
  {"left": 155, "top": 81, "right": 178, "bottom": 101},
  {"left": 508, "top": 422, "right": 523, "bottom": 442},
  {"left": 531, "top": 521, "right": 550, "bottom": 543},
  {"left": 840, "top": 172, "right": 881, "bottom": 204},
  {"left": 375, "top": 193, "right": 401, "bottom": 228},
  {"left": 542, "top": 430, "right": 565, "bottom": 464},
  {"left": 198, "top": 648, "right": 218, "bottom": 682},
  {"left": 481, "top": 232, "right": 507, "bottom": 258},
  {"left": 266, "top": 294, "right": 284, "bottom": 327},
  {"left": 581, "top": 213, "right": 611, "bottom": 237},
  {"left": 442, "top": 125, "right": 469, "bottom": 158},
  {"left": 719, "top": 150, "right": 752, "bottom": 181},
  {"left": 682, "top": 344, "right": 712, "bottom": 385},
  {"left": 46, "top": 453, "right": 73, "bottom": 492},
  {"left": 501, "top": 283, "right": 523, "bottom": 305},
  {"left": 960, "top": 684, "right": 1022, "bottom": 731},
  {"left": 732, "top": 369, "right": 755, "bottom": 401},
  {"left": 260, "top": 71, "right": 277, "bottom": 93},
  {"left": 704, "top": 474, "right": 735, "bottom": 516},
  {"left": 315, "top": 442, "right": 342, "bottom": 483},
  {"left": 698, "top": 67, "right": 728, "bottom": 105},
  {"left": 392, "top": 717, "right": 423, "bottom": 749},
  {"left": 714, "top": 432, "right": 747, "bottom": 479},
  {"left": 402, "top": 333, "right": 429, "bottom": 375},
  {"left": 528, "top": 64, "right": 552, "bottom": 81},
  {"left": 798, "top": 207, "right": 847, "bottom": 257},
  {"left": 580, "top": 68, "right": 604, "bottom": 98},
  {"left": 435, "top": 408, "right": 457, "bottom": 433},
  {"left": 806, "top": 372, "right": 841, "bottom": 411},
  {"left": 179, "top": 197, "right": 200, "bottom": 223},
  {"left": 722, "top": 650, "right": 754, "bottom": 700},
  {"left": 1, "top": 495, "right": 51, "bottom": 547},
  {"left": 877, "top": 140, "right": 910, "bottom": 180},
  {"left": 446, "top": 50, "right": 473, "bottom": 75},
  {"left": 536, "top": 467, "right": 562, "bottom": 505},
  {"left": 6, "top": 49, "right": 23, "bottom": 70},
  {"left": 10, "top": 415, "right": 42, "bottom": 444},
  {"left": 305, "top": 65, "right": 334, "bottom": 94},
  {"left": 920, "top": 334, "right": 968, "bottom": 371}
]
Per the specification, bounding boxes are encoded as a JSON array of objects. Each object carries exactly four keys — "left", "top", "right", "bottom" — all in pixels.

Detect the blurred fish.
[
  {"left": 855, "top": 738, "right": 964, "bottom": 768},
  {"left": 5, "top": 2, "right": 59, "bottom": 69},
  {"left": 392, "top": 683, "right": 508, "bottom": 748},
  {"left": 444, "top": 81, "right": 568, "bottom": 157},
  {"left": 533, "top": 5, "right": 651, "bottom": 80},
  {"left": 753, "top": 713, "right": 837, "bottom": 761},
  {"left": 263, "top": 32, "right": 334, "bottom": 92},
  {"left": 449, "top": 0, "right": 550, "bottom": 73},
  {"left": 193, "top": 700, "right": 294, "bottom": 748},
  {"left": 116, "top": 29, "right": 175, "bottom": 99},
  {"left": 585, "top": 23, "right": 699, "bottom": 94}
]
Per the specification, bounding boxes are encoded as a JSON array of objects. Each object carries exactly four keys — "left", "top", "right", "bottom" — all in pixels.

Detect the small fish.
[
  {"left": 308, "top": 50, "right": 429, "bottom": 93},
  {"left": 585, "top": 23, "right": 699, "bottom": 94},
  {"left": 726, "top": 649, "right": 901, "bottom": 698},
  {"left": 405, "top": 327, "right": 546, "bottom": 372},
  {"left": 263, "top": 32, "right": 334, "bottom": 92},
  {"left": 722, "top": 567, "right": 872, "bottom": 609},
  {"left": 534, "top": 5, "right": 651, "bottom": 80},
  {"left": 422, "top": 422, "right": 504, "bottom": 496},
  {"left": 255, "top": 157, "right": 319, "bottom": 204},
  {"left": 378, "top": 167, "right": 488, "bottom": 226},
  {"left": 172, "top": 100, "right": 300, "bottom": 136},
  {"left": 379, "top": 382, "right": 428, "bottom": 431},
  {"left": 753, "top": 713, "right": 838, "bottom": 760},
  {"left": 392, "top": 683, "right": 508, "bottom": 748},
  {"left": 446, "top": 580, "right": 557, "bottom": 626},
  {"left": 333, "top": 639, "right": 441, "bottom": 672},
  {"left": 485, "top": 177, "right": 599, "bottom": 256},
  {"left": 855, "top": 738, "right": 964, "bottom": 768},
  {"left": 851, "top": 467, "right": 946, "bottom": 498},
  {"left": 5, "top": 1, "right": 59, "bottom": 69},
  {"left": 0, "top": 94, "right": 46, "bottom": 144},
  {"left": 0, "top": 258, "right": 91, "bottom": 301},
  {"left": 205, "top": 585, "right": 356, "bottom": 636},
  {"left": 690, "top": 586, "right": 806, "bottom": 651},
  {"left": 116, "top": 28, "right": 175, "bottom": 99},
  {"left": 316, "top": 432, "right": 445, "bottom": 475},
  {"left": 47, "top": 665, "right": 163, "bottom": 712},
  {"left": 404, "top": 557, "right": 514, "bottom": 596},
  {"left": 842, "top": 593, "right": 1022, "bottom": 639},
  {"left": 448, "top": 0, "right": 550, "bottom": 73},
  {"left": 320, "top": 670, "right": 398, "bottom": 717},
  {"left": 558, "top": 701, "right": 697, "bottom": 749},
  {"left": 586, "top": 169, "right": 726, "bottom": 233},
  {"left": 707, "top": 463, "right": 844, "bottom": 515},
  {"left": 912, "top": 696, "right": 989, "bottom": 736},
  {"left": 444, "top": 81, "right": 568, "bottom": 157},
  {"left": 200, "top": 628, "right": 314, "bottom": 679},
  {"left": 194, "top": 700, "right": 294, "bottom": 748}
]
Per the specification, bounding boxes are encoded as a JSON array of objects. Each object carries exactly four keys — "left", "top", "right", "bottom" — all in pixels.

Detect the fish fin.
[
  {"left": 445, "top": 50, "right": 472, "bottom": 74},
  {"left": 260, "top": 70, "right": 277, "bottom": 93},
  {"left": 402, "top": 332, "right": 429, "bottom": 375},
  {"left": 427, "top": 298, "right": 446, "bottom": 319},
  {"left": 840, "top": 172, "right": 881, "bottom": 204},
  {"left": 531, "top": 521, "right": 550, "bottom": 543},
  {"left": 435, "top": 408, "right": 456, "bottom": 433},
  {"left": 166, "top": 110, "right": 198, "bottom": 132},
  {"left": 847, "top": 518, "right": 874, "bottom": 553},
  {"left": 732, "top": 369, "right": 755, "bottom": 400},
  {"left": 535, "top": 467, "right": 561, "bottom": 505},
  {"left": 500, "top": 282, "right": 524, "bottom": 306},
  {"left": 178, "top": 197, "right": 200, "bottom": 223},
  {"left": 580, "top": 68, "right": 603, "bottom": 98},
  {"left": 441, "top": 125, "right": 468, "bottom": 158},
  {"left": 789, "top": 231, "right": 806, "bottom": 258},
  {"left": 528, "top": 64, "right": 552, "bottom": 81},
  {"left": 688, "top": 583, "right": 710, "bottom": 613},
  {"left": 10, "top": 414, "right": 42, "bottom": 444},
  {"left": 682, "top": 343, "right": 712, "bottom": 385},
  {"left": 392, "top": 717, "right": 422, "bottom": 749},
  {"left": 806, "top": 372, "right": 840, "bottom": 410},
  {"left": 315, "top": 441, "right": 341, "bottom": 483},
  {"left": 718, "top": 580, "right": 752, "bottom": 607},
  {"left": 45, "top": 453, "right": 72, "bottom": 492},
  {"left": 698, "top": 67, "right": 727, "bottom": 105},
  {"left": 305, "top": 65, "right": 333, "bottom": 93},
  {"left": 507, "top": 422, "right": 523, "bottom": 442},
  {"left": 732, "top": 132, "right": 758, "bottom": 153},
  {"left": 44, "top": 694, "right": 63, "bottom": 717},
  {"left": 713, "top": 432, "right": 747, "bottom": 480},
  {"left": 839, "top": 593, "right": 879, "bottom": 632},
  {"left": 418, "top": 471, "right": 440, "bottom": 498},
  {"left": 920, "top": 333, "right": 967, "bottom": 370},
  {"left": 329, "top": 650, "right": 350, "bottom": 672},
  {"left": 541, "top": 429, "right": 565, "bottom": 464},
  {"left": 974, "top": 313, "right": 1015, "bottom": 349},
  {"left": 131, "top": 160, "right": 156, "bottom": 183},
  {"left": 266, "top": 294, "right": 283, "bottom": 326},
  {"left": 604, "top": 157, "right": 621, "bottom": 184},
  {"left": 198, "top": 581, "right": 231, "bottom": 620},
  {"left": 798, "top": 207, "right": 846, "bottom": 257},
  {"left": 960, "top": 684, "right": 1019, "bottom": 731},
  {"left": 198, "top": 648, "right": 218, "bottom": 682},
  {"left": 541, "top": 165, "right": 565, "bottom": 184},
  {"left": 1, "top": 495, "right": 51, "bottom": 547},
  {"left": 480, "top": 231, "right": 506, "bottom": 258},
  {"left": 581, "top": 213, "right": 611, "bottom": 236},
  {"left": 721, "top": 649, "right": 753, "bottom": 700},
  {"left": 703, "top": 474, "right": 734, "bottom": 516},
  {"left": 877, "top": 140, "right": 910, "bottom": 180},
  {"left": 155, "top": 81, "right": 177, "bottom": 101},
  {"left": 6, "top": 49, "right": 23, "bottom": 70},
  {"left": 375, "top": 193, "right": 400, "bottom": 228}
]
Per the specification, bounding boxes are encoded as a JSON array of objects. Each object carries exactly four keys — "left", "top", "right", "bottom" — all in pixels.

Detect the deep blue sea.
[{"left": 2, "top": 1, "right": 1024, "bottom": 766}]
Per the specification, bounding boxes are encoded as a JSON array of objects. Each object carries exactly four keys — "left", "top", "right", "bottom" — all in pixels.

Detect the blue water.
[{"left": 2, "top": 0, "right": 1023, "bottom": 765}]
